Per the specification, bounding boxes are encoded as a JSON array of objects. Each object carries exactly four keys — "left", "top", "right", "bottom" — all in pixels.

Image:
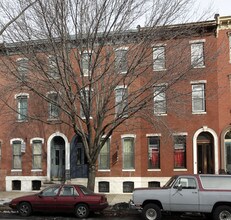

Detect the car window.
[
  {"left": 41, "top": 185, "right": 60, "bottom": 196},
  {"left": 60, "top": 186, "right": 79, "bottom": 196},
  {"left": 174, "top": 177, "right": 197, "bottom": 189},
  {"left": 79, "top": 185, "right": 93, "bottom": 195}
]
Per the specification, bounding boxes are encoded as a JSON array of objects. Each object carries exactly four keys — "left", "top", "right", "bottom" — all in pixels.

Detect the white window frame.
[
  {"left": 98, "top": 138, "right": 110, "bottom": 171},
  {"left": 15, "top": 93, "right": 29, "bottom": 121},
  {"left": 31, "top": 139, "right": 43, "bottom": 170},
  {"left": 115, "top": 85, "right": 128, "bottom": 117},
  {"left": 154, "top": 85, "right": 167, "bottom": 115},
  {"left": 47, "top": 91, "right": 59, "bottom": 119},
  {"left": 191, "top": 82, "right": 206, "bottom": 114},
  {"left": 81, "top": 51, "right": 92, "bottom": 77},
  {"left": 48, "top": 55, "right": 59, "bottom": 79},
  {"left": 122, "top": 134, "right": 135, "bottom": 171},
  {"left": 16, "top": 58, "right": 28, "bottom": 81},
  {"left": 10, "top": 138, "right": 25, "bottom": 171},
  {"left": 229, "top": 35, "right": 231, "bottom": 63},
  {"left": 190, "top": 40, "right": 205, "bottom": 68},
  {"left": 153, "top": 45, "right": 166, "bottom": 71},
  {"left": 115, "top": 47, "right": 128, "bottom": 74}
]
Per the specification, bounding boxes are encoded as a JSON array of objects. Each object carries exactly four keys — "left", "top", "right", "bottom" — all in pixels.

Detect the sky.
[{"left": 198, "top": 0, "right": 231, "bottom": 18}]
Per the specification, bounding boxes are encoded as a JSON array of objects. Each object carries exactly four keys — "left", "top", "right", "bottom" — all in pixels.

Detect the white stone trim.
[
  {"left": 193, "top": 126, "right": 219, "bottom": 174},
  {"left": 47, "top": 132, "right": 70, "bottom": 181}
]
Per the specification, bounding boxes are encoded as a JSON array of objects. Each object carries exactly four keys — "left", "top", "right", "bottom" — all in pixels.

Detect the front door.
[
  {"left": 70, "top": 136, "right": 88, "bottom": 178},
  {"left": 197, "top": 143, "right": 214, "bottom": 174},
  {"left": 51, "top": 137, "right": 65, "bottom": 180}
]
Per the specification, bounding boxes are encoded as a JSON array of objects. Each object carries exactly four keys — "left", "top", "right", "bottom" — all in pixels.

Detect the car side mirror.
[{"left": 177, "top": 184, "right": 182, "bottom": 191}]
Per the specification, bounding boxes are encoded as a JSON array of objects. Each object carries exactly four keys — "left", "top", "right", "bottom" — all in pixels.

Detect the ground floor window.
[
  {"left": 174, "top": 135, "right": 186, "bottom": 169},
  {"left": 148, "top": 136, "right": 160, "bottom": 169}
]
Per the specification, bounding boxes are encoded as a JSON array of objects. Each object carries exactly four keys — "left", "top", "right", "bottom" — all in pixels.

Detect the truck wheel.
[
  {"left": 142, "top": 203, "right": 161, "bottom": 220},
  {"left": 213, "top": 205, "right": 231, "bottom": 220}
]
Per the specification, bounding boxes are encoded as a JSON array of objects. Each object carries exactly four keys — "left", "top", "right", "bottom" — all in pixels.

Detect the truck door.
[{"left": 170, "top": 177, "right": 199, "bottom": 212}]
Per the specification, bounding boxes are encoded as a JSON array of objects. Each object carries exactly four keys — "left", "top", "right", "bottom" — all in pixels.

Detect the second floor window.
[
  {"left": 148, "top": 136, "right": 160, "bottom": 169},
  {"left": 153, "top": 46, "right": 166, "bottom": 71},
  {"left": 16, "top": 95, "right": 28, "bottom": 121},
  {"left": 48, "top": 55, "right": 59, "bottom": 78},
  {"left": 32, "top": 140, "right": 42, "bottom": 169},
  {"left": 192, "top": 84, "right": 205, "bottom": 113},
  {"left": 191, "top": 42, "right": 205, "bottom": 68},
  {"left": 115, "top": 86, "right": 128, "bottom": 116},
  {"left": 123, "top": 137, "right": 135, "bottom": 170},
  {"left": 17, "top": 58, "right": 28, "bottom": 81},
  {"left": 115, "top": 48, "right": 128, "bottom": 73},
  {"left": 154, "top": 86, "right": 166, "bottom": 114},
  {"left": 48, "top": 92, "right": 59, "bottom": 119},
  {"left": 98, "top": 139, "right": 110, "bottom": 170},
  {"left": 81, "top": 52, "right": 91, "bottom": 76},
  {"left": 12, "top": 141, "right": 22, "bottom": 169},
  {"left": 174, "top": 135, "right": 186, "bottom": 169}
]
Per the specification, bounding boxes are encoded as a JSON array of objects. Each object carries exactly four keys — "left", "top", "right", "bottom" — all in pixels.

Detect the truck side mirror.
[{"left": 177, "top": 184, "right": 182, "bottom": 191}]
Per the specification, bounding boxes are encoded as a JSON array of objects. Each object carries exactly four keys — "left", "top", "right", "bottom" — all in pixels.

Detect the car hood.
[{"left": 10, "top": 193, "right": 39, "bottom": 202}]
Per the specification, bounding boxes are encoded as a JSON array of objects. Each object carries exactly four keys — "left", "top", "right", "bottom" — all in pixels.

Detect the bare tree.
[{"left": 0, "top": 0, "right": 211, "bottom": 190}]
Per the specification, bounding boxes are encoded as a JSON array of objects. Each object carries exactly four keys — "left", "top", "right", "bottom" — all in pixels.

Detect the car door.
[
  {"left": 55, "top": 185, "right": 80, "bottom": 213},
  {"left": 33, "top": 185, "right": 60, "bottom": 212},
  {"left": 170, "top": 177, "right": 199, "bottom": 212}
]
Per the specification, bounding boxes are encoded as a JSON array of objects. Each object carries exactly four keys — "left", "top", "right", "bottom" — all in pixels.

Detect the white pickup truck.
[{"left": 131, "top": 174, "right": 231, "bottom": 220}]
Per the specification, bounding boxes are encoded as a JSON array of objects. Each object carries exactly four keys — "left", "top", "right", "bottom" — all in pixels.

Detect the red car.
[{"left": 9, "top": 184, "right": 108, "bottom": 218}]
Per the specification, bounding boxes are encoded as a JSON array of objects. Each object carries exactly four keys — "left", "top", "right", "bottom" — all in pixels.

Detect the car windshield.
[
  {"left": 79, "top": 185, "right": 94, "bottom": 195},
  {"left": 163, "top": 176, "right": 178, "bottom": 188}
]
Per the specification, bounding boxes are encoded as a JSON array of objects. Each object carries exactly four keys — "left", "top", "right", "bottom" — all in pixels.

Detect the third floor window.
[
  {"left": 190, "top": 41, "right": 205, "bottom": 68},
  {"left": 153, "top": 46, "right": 166, "bottom": 71}
]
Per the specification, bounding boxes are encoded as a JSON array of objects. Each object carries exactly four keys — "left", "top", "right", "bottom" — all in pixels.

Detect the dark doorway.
[
  {"left": 51, "top": 136, "right": 65, "bottom": 180},
  {"left": 70, "top": 135, "right": 88, "bottom": 178},
  {"left": 197, "top": 132, "right": 214, "bottom": 174}
]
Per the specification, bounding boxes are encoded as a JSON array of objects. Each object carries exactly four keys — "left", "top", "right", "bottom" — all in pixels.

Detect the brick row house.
[{"left": 0, "top": 15, "right": 231, "bottom": 194}]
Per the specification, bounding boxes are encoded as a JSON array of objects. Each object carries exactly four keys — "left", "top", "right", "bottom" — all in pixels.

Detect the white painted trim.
[
  {"left": 193, "top": 126, "right": 219, "bottom": 174},
  {"left": 172, "top": 132, "right": 188, "bottom": 136},
  {"left": 47, "top": 132, "right": 70, "bottom": 181},
  {"left": 146, "top": 133, "right": 161, "bottom": 137},
  {"left": 121, "top": 134, "right": 136, "bottom": 138},
  {"left": 190, "top": 80, "right": 207, "bottom": 84},
  {"left": 10, "top": 138, "right": 25, "bottom": 145},
  {"left": 14, "top": 93, "right": 29, "bottom": 99},
  {"left": 189, "top": 39, "right": 206, "bottom": 44},
  {"left": 114, "top": 47, "right": 129, "bottom": 51},
  {"left": 30, "top": 138, "right": 44, "bottom": 144}
]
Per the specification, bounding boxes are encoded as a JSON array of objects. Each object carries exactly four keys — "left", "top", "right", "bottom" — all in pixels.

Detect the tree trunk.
[{"left": 87, "top": 164, "right": 96, "bottom": 191}]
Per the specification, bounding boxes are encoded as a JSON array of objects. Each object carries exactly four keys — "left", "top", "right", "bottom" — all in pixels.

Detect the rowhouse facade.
[{"left": 0, "top": 15, "right": 231, "bottom": 194}]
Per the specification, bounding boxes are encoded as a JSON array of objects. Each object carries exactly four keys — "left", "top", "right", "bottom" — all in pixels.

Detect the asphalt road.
[{"left": 0, "top": 211, "right": 207, "bottom": 220}]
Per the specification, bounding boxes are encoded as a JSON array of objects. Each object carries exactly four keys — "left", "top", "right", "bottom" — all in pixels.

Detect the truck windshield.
[{"left": 163, "top": 176, "right": 178, "bottom": 188}]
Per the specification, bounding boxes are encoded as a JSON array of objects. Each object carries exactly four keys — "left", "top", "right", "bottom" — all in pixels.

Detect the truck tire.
[
  {"left": 142, "top": 203, "right": 162, "bottom": 220},
  {"left": 213, "top": 205, "right": 231, "bottom": 220}
]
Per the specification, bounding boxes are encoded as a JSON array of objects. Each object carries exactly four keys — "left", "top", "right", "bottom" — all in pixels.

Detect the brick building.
[{"left": 0, "top": 15, "right": 231, "bottom": 194}]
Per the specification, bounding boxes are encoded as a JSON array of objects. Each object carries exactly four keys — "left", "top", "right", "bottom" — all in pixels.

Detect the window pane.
[
  {"left": 174, "top": 136, "right": 186, "bottom": 168},
  {"left": 191, "top": 43, "right": 204, "bottom": 67},
  {"left": 33, "top": 141, "right": 42, "bottom": 169},
  {"left": 123, "top": 138, "right": 134, "bottom": 169},
  {"left": 48, "top": 56, "right": 59, "bottom": 78},
  {"left": 153, "top": 46, "right": 165, "bottom": 71},
  {"left": 17, "top": 96, "right": 28, "bottom": 120},
  {"left": 148, "top": 137, "right": 160, "bottom": 169},
  {"left": 13, "top": 142, "right": 21, "bottom": 169},
  {"left": 115, "top": 88, "right": 128, "bottom": 116},
  {"left": 154, "top": 86, "right": 166, "bottom": 114},
  {"left": 115, "top": 50, "right": 127, "bottom": 73},
  {"left": 192, "top": 84, "right": 205, "bottom": 112},
  {"left": 48, "top": 93, "right": 59, "bottom": 118},
  {"left": 99, "top": 139, "right": 110, "bottom": 170},
  {"left": 17, "top": 58, "right": 28, "bottom": 81}
]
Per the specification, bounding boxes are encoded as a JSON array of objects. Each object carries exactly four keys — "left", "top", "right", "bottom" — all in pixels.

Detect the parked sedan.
[{"left": 9, "top": 184, "right": 108, "bottom": 218}]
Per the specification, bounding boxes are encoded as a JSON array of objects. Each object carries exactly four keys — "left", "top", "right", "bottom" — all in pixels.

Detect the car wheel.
[
  {"left": 142, "top": 203, "right": 161, "bottom": 220},
  {"left": 75, "top": 203, "right": 89, "bottom": 218},
  {"left": 213, "top": 205, "right": 231, "bottom": 220},
  {"left": 18, "top": 202, "right": 32, "bottom": 217}
]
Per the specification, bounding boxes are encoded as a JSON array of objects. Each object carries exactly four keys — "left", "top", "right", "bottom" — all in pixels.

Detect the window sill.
[
  {"left": 98, "top": 169, "right": 111, "bottom": 172},
  {"left": 192, "top": 111, "right": 207, "bottom": 115},
  {"left": 31, "top": 169, "right": 42, "bottom": 172},
  {"left": 153, "top": 69, "right": 167, "bottom": 72},
  {"left": 47, "top": 118, "right": 60, "bottom": 122},
  {"left": 122, "top": 169, "right": 135, "bottom": 172},
  {"left": 11, "top": 169, "right": 22, "bottom": 172},
  {"left": 192, "top": 65, "right": 205, "bottom": 69},
  {"left": 148, "top": 169, "right": 161, "bottom": 171},
  {"left": 173, "top": 169, "right": 187, "bottom": 171},
  {"left": 16, "top": 120, "right": 28, "bottom": 123},
  {"left": 154, "top": 113, "right": 167, "bottom": 116}
]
